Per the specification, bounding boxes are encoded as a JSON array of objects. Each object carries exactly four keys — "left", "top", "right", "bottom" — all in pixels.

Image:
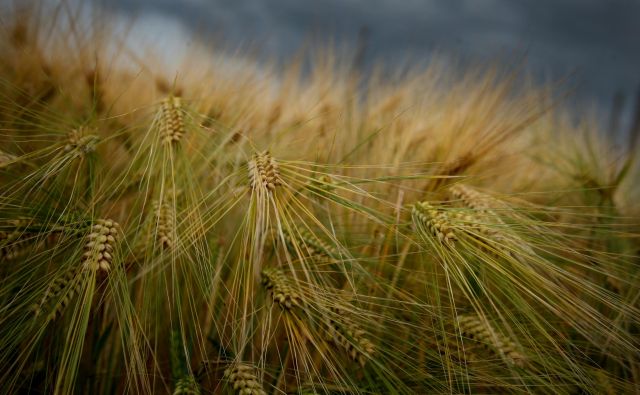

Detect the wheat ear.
[
  {"left": 456, "top": 314, "right": 527, "bottom": 367},
  {"left": 224, "top": 363, "right": 267, "bottom": 395}
]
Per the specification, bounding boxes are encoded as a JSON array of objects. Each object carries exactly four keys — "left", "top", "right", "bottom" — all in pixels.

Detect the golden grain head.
[
  {"left": 82, "top": 219, "right": 120, "bottom": 272},
  {"left": 326, "top": 306, "right": 375, "bottom": 367},
  {"left": 248, "top": 151, "right": 281, "bottom": 193},
  {"left": 172, "top": 375, "right": 200, "bottom": 395},
  {"left": 283, "top": 228, "right": 339, "bottom": 263},
  {"left": 153, "top": 200, "right": 176, "bottom": 250},
  {"left": 457, "top": 314, "right": 527, "bottom": 368},
  {"left": 261, "top": 267, "right": 301, "bottom": 310},
  {"left": 412, "top": 201, "right": 457, "bottom": 247},
  {"left": 160, "top": 96, "right": 186, "bottom": 145},
  {"left": 64, "top": 127, "right": 99, "bottom": 156},
  {"left": 223, "top": 363, "right": 267, "bottom": 395},
  {"left": 32, "top": 268, "right": 81, "bottom": 322},
  {"left": 449, "top": 184, "right": 494, "bottom": 211}
]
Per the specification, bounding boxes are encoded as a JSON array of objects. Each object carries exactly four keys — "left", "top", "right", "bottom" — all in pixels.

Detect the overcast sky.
[{"left": 100, "top": 0, "right": 640, "bottom": 129}]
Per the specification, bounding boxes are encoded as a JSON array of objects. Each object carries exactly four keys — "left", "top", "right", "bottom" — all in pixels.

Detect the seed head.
[
  {"left": 261, "top": 268, "right": 301, "bottom": 310},
  {"left": 326, "top": 306, "right": 375, "bottom": 367},
  {"left": 223, "top": 363, "right": 267, "bottom": 395},
  {"left": 64, "top": 127, "right": 99, "bottom": 157},
  {"left": 282, "top": 228, "right": 339, "bottom": 263},
  {"left": 82, "top": 219, "right": 120, "bottom": 272},
  {"left": 161, "top": 96, "right": 186, "bottom": 145},
  {"left": 457, "top": 314, "right": 527, "bottom": 368},
  {"left": 449, "top": 184, "right": 497, "bottom": 212},
  {"left": 33, "top": 268, "right": 82, "bottom": 322},
  {"left": 173, "top": 376, "right": 200, "bottom": 395},
  {"left": 153, "top": 200, "right": 176, "bottom": 250},
  {"left": 412, "top": 202, "right": 457, "bottom": 247},
  {"left": 248, "top": 151, "right": 281, "bottom": 193}
]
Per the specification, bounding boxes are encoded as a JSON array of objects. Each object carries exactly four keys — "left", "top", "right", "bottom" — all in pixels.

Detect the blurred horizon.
[
  {"left": 5, "top": 0, "right": 639, "bottom": 138},
  {"left": 99, "top": 0, "right": 640, "bottom": 138}
]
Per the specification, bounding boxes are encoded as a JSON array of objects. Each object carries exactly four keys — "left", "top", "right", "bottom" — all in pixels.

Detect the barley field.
[{"left": 0, "top": 3, "right": 638, "bottom": 394}]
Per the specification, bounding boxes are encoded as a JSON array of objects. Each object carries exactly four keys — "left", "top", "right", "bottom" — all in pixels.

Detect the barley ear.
[
  {"left": 223, "top": 363, "right": 267, "bottom": 395},
  {"left": 457, "top": 314, "right": 527, "bottom": 368}
]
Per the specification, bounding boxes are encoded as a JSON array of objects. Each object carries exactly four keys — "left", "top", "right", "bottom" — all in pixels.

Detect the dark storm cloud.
[{"left": 103, "top": 0, "right": 640, "bottom": 114}]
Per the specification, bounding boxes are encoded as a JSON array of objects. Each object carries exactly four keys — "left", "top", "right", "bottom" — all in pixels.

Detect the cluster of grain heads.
[
  {"left": 224, "top": 363, "right": 267, "bottom": 395},
  {"left": 261, "top": 268, "right": 302, "bottom": 310},
  {"left": 160, "top": 96, "right": 186, "bottom": 145},
  {"left": 412, "top": 201, "right": 457, "bottom": 247},
  {"left": 456, "top": 314, "right": 527, "bottom": 368},
  {"left": 82, "top": 219, "right": 119, "bottom": 272},
  {"left": 325, "top": 306, "right": 375, "bottom": 367},
  {"left": 248, "top": 151, "right": 281, "bottom": 193},
  {"left": 153, "top": 199, "right": 176, "bottom": 250},
  {"left": 63, "top": 127, "right": 99, "bottom": 157},
  {"left": 32, "top": 268, "right": 82, "bottom": 322}
]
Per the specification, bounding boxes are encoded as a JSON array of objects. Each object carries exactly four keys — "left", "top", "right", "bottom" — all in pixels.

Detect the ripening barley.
[
  {"left": 160, "top": 96, "right": 186, "bottom": 145},
  {"left": 153, "top": 199, "right": 176, "bottom": 250},
  {"left": 248, "top": 151, "right": 281, "bottom": 193},
  {"left": 172, "top": 376, "right": 200, "bottom": 395},
  {"left": 456, "top": 314, "right": 527, "bottom": 368},
  {"left": 63, "top": 127, "right": 99, "bottom": 158},
  {"left": 81, "top": 219, "right": 120, "bottom": 272},
  {"left": 261, "top": 267, "right": 302, "bottom": 310},
  {"left": 412, "top": 201, "right": 457, "bottom": 247},
  {"left": 33, "top": 267, "right": 82, "bottom": 322},
  {"left": 224, "top": 363, "right": 267, "bottom": 395},
  {"left": 325, "top": 306, "right": 376, "bottom": 367}
]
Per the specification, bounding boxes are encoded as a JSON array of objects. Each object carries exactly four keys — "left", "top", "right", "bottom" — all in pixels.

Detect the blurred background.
[{"left": 12, "top": 0, "right": 640, "bottom": 138}]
